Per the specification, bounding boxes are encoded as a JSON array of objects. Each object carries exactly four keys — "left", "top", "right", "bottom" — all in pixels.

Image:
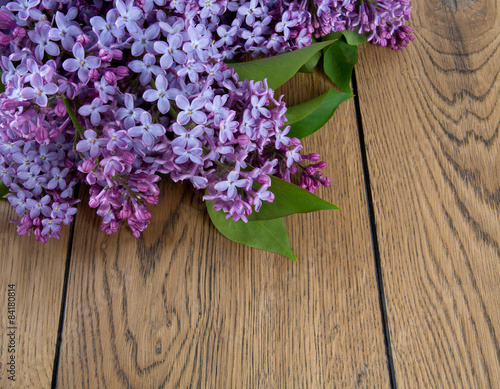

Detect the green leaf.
[
  {"left": 0, "top": 182, "right": 9, "bottom": 198},
  {"left": 207, "top": 201, "right": 297, "bottom": 261},
  {"left": 227, "top": 39, "right": 338, "bottom": 90},
  {"left": 298, "top": 49, "right": 322, "bottom": 74},
  {"left": 321, "top": 32, "right": 343, "bottom": 42},
  {"left": 0, "top": 71, "right": 4, "bottom": 94},
  {"left": 285, "top": 89, "right": 352, "bottom": 139},
  {"left": 323, "top": 39, "right": 358, "bottom": 93},
  {"left": 322, "top": 31, "right": 367, "bottom": 46},
  {"left": 341, "top": 30, "right": 368, "bottom": 46},
  {"left": 247, "top": 176, "right": 340, "bottom": 222}
]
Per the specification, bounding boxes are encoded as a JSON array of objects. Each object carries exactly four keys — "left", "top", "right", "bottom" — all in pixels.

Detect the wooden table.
[{"left": 1, "top": 1, "right": 499, "bottom": 388}]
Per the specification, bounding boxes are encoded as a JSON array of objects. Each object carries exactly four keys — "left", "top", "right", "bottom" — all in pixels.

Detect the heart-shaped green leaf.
[
  {"left": 323, "top": 39, "right": 358, "bottom": 93},
  {"left": 247, "top": 176, "right": 340, "bottom": 222},
  {"left": 227, "top": 39, "right": 338, "bottom": 90},
  {"left": 0, "top": 71, "right": 4, "bottom": 93},
  {"left": 285, "top": 89, "right": 352, "bottom": 139},
  {"left": 207, "top": 201, "right": 297, "bottom": 261}
]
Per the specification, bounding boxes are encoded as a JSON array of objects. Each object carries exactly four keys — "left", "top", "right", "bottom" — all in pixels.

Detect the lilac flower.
[
  {"left": 90, "top": 10, "right": 124, "bottom": 45},
  {"left": 7, "top": 0, "right": 40, "bottom": 21},
  {"left": 8, "top": 190, "right": 30, "bottom": 216},
  {"left": 78, "top": 98, "right": 110, "bottom": 126},
  {"left": 116, "top": 93, "right": 145, "bottom": 129},
  {"left": 115, "top": 0, "right": 142, "bottom": 34},
  {"left": 131, "top": 23, "right": 160, "bottom": 56},
  {"left": 41, "top": 218, "right": 62, "bottom": 236},
  {"left": 176, "top": 95, "right": 207, "bottom": 125},
  {"left": 214, "top": 166, "right": 250, "bottom": 199},
  {"left": 142, "top": 74, "right": 176, "bottom": 114},
  {"left": 171, "top": 123, "right": 204, "bottom": 149},
  {"left": 173, "top": 145, "right": 204, "bottom": 165},
  {"left": 253, "top": 184, "right": 274, "bottom": 212},
  {"left": 17, "top": 164, "right": 40, "bottom": 189},
  {"left": 27, "top": 22, "right": 60, "bottom": 61},
  {"left": 51, "top": 202, "right": 76, "bottom": 221},
  {"left": 275, "top": 11, "right": 298, "bottom": 40},
  {"left": 26, "top": 195, "right": 52, "bottom": 219},
  {"left": 237, "top": 0, "right": 263, "bottom": 25},
  {"left": 176, "top": 59, "right": 205, "bottom": 83},
  {"left": 62, "top": 43, "right": 101, "bottom": 84},
  {"left": 205, "top": 95, "right": 229, "bottom": 126},
  {"left": 48, "top": 11, "right": 82, "bottom": 51},
  {"left": 47, "top": 167, "right": 69, "bottom": 190},
  {"left": 129, "top": 53, "right": 164, "bottom": 86},
  {"left": 218, "top": 113, "right": 239, "bottom": 143},
  {"left": 154, "top": 34, "right": 186, "bottom": 69},
  {"left": 0, "top": 166, "right": 15, "bottom": 186},
  {"left": 241, "top": 26, "right": 265, "bottom": 51},
  {"left": 76, "top": 130, "right": 107, "bottom": 158},
  {"left": 275, "top": 126, "right": 291, "bottom": 148},
  {"left": 106, "top": 129, "right": 129, "bottom": 151},
  {"left": 94, "top": 77, "right": 116, "bottom": 103},
  {"left": 20, "top": 73, "right": 58, "bottom": 107},
  {"left": 215, "top": 25, "right": 238, "bottom": 48},
  {"left": 182, "top": 26, "right": 211, "bottom": 61},
  {"left": 34, "top": 145, "right": 58, "bottom": 170},
  {"left": 250, "top": 95, "right": 271, "bottom": 118},
  {"left": 285, "top": 145, "right": 303, "bottom": 167},
  {"left": 128, "top": 112, "right": 165, "bottom": 147}
]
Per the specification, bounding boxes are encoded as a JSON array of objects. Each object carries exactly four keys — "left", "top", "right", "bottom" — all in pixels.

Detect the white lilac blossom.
[{"left": 0, "top": 0, "right": 412, "bottom": 242}]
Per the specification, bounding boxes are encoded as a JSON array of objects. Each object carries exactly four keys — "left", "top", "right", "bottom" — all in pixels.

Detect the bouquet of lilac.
[{"left": 0, "top": 0, "right": 413, "bottom": 259}]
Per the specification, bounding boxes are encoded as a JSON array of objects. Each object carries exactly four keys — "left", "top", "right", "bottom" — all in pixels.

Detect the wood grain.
[
  {"left": 56, "top": 74, "right": 390, "bottom": 388},
  {"left": 0, "top": 199, "right": 71, "bottom": 388},
  {"left": 355, "top": 0, "right": 500, "bottom": 386}
]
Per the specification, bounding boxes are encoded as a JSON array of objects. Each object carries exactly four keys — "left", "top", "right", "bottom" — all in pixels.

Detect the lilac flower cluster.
[
  {"left": 0, "top": 0, "right": 332, "bottom": 241},
  {"left": 311, "top": 0, "right": 414, "bottom": 50},
  {"left": 0, "top": 134, "right": 78, "bottom": 242},
  {"left": 185, "top": 0, "right": 414, "bottom": 58}
]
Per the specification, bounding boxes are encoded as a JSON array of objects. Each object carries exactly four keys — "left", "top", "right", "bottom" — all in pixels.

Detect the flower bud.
[
  {"left": 120, "top": 151, "right": 136, "bottom": 164},
  {"left": 80, "top": 159, "right": 95, "bottom": 173},
  {"left": 111, "top": 49, "right": 123, "bottom": 61},
  {"left": 13, "top": 27, "right": 26, "bottom": 39},
  {"left": 54, "top": 99, "right": 66, "bottom": 117},
  {"left": 257, "top": 175, "right": 271, "bottom": 185},
  {"left": 145, "top": 195, "right": 159, "bottom": 204},
  {"left": 88, "top": 68, "right": 99, "bottom": 81},
  {"left": 76, "top": 34, "right": 90, "bottom": 45},
  {"left": 308, "top": 153, "right": 321, "bottom": 162},
  {"left": 0, "top": 34, "right": 11, "bottom": 46},
  {"left": 99, "top": 49, "right": 112, "bottom": 62},
  {"left": 237, "top": 134, "right": 250, "bottom": 145},
  {"left": 1, "top": 99, "right": 29, "bottom": 110},
  {"left": 0, "top": 11, "right": 12, "bottom": 23},
  {"left": 104, "top": 71, "right": 116, "bottom": 84},
  {"left": 116, "top": 66, "right": 129, "bottom": 78}
]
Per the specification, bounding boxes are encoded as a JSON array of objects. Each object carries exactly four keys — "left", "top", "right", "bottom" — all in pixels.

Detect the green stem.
[{"left": 62, "top": 96, "right": 85, "bottom": 135}]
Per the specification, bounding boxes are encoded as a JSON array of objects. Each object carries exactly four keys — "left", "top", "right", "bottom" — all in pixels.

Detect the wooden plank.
[
  {"left": 0, "top": 200, "right": 71, "bottom": 388},
  {"left": 56, "top": 73, "right": 390, "bottom": 387},
  {"left": 355, "top": 0, "right": 500, "bottom": 386}
]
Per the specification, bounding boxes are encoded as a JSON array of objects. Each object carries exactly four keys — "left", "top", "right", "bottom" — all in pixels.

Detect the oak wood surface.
[
  {"left": 0, "top": 202, "right": 71, "bottom": 388},
  {"left": 55, "top": 74, "right": 390, "bottom": 388},
  {"left": 355, "top": 0, "right": 500, "bottom": 386}
]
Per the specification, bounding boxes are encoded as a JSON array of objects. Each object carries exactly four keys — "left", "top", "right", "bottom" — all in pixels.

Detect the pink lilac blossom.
[{"left": 0, "top": 0, "right": 335, "bottom": 240}]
